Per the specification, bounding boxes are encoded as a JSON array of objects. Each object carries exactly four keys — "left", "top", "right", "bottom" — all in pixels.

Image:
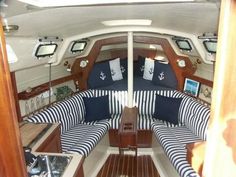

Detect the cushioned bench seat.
[
  {"left": 110, "top": 114, "right": 155, "bottom": 130},
  {"left": 152, "top": 122, "right": 202, "bottom": 177},
  {"left": 61, "top": 121, "right": 110, "bottom": 157},
  {"left": 26, "top": 90, "right": 111, "bottom": 157}
]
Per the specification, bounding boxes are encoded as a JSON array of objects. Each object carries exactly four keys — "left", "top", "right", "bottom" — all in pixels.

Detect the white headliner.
[{"left": 1, "top": 1, "right": 220, "bottom": 38}]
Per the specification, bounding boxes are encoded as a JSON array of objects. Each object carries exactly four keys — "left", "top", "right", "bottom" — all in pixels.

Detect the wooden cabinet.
[
  {"left": 20, "top": 122, "right": 62, "bottom": 153},
  {"left": 118, "top": 107, "right": 138, "bottom": 156}
]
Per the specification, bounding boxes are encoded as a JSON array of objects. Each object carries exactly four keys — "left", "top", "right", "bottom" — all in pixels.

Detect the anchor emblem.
[
  {"left": 121, "top": 66, "right": 126, "bottom": 73},
  {"left": 100, "top": 71, "right": 106, "bottom": 80},
  {"left": 110, "top": 69, "right": 116, "bottom": 76},
  {"left": 140, "top": 65, "right": 145, "bottom": 72},
  {"left": 149, "top": 67, "right": 154, "bottom": 75},
  {"left": 158, "top": 72, "right": 165, "bottom": 80}
]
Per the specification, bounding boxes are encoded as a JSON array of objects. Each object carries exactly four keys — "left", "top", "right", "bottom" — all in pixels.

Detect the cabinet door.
[{"left": 36, "top": 126, "right": 62, "bottom": 153}]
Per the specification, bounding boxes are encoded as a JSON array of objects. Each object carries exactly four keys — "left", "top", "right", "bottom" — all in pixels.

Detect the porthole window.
[
  {"left": 71, "top": 41, "right": 87, "bottom": 53},
  {"left": 203, "top": 40, "right": 217, "bottom": 54},
  {"left": 35, "top": 43, "right": 57, "bottom": 58},
  {"left": 175, "top": 40, "right": 192, "bottom": 51}
]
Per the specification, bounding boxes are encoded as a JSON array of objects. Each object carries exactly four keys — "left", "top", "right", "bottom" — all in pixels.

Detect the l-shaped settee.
[{"left": 27, "top": 89, "right": 210, "bottom": 177}]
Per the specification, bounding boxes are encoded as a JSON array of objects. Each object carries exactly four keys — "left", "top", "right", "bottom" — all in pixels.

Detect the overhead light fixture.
[
  {"left": 17, "top": 0, "right": 194, "bottom": 7},
  {"left": 102, "top": 19, "right": 152, "bottom": 26},
  {"left": 3, "top": 25, "right": 19, "bottom": 33}
]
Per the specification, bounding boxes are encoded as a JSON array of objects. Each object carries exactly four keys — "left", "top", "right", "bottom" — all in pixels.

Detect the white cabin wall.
[
  {"left": 6, "top": 37, "right": 49, "bottom": 71},
  {"left": 194, "top": 62, "right": 214, "bottom": 81}
]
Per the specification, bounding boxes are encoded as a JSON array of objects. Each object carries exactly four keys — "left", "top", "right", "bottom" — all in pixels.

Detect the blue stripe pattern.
[
  {"left": 152, "top": 122, "right": 201, "bottom": 177},
  {"left": 61, "top": 121, "right": 110, "bottom": 157}
]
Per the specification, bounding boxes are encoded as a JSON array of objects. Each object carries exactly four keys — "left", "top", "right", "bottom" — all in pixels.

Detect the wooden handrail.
[{"left": 18, "top": 74, "right": 78, "bottom": 100}]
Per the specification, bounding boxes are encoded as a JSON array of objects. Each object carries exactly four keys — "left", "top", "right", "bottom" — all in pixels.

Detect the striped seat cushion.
[
  {"left": 152, "top": 123, "right": 202, "bottom": 177},
  {"left": 27, "top": 90, "right": 93, "bottom": 133},
  {"left": 110, "top": 114, "right": 155, "bottom": 130},
  {"left": 61, "top": 121, "right": 110, "bottom": 157}
]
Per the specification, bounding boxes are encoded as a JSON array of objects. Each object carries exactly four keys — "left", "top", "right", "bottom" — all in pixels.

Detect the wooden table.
[{"left": 118, "top": 106, "right": 138, "bottom": 156}]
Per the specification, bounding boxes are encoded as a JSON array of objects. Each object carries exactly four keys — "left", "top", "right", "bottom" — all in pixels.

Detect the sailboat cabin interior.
[{"left": 1, "top": 0, "right": 236, "bottom": 177}]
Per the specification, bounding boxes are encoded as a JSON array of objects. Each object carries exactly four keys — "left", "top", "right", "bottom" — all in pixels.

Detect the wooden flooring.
[{"left": 97, "top": 154, "right": 160, "bottom": 177}]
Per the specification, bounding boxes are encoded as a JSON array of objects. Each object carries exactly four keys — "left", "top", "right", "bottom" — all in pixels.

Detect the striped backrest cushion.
[
  {"left": 27, "top": 90, "right": 94, "bottom": 133},
  {"left": 172, "top": 90, "right": 193, "bottom": 124},
  {"left": 183, "top": 99, "right": 210, "bottom": 140},
  {"left": 93, "top": 89, "right": 128, "bottom": 115}
]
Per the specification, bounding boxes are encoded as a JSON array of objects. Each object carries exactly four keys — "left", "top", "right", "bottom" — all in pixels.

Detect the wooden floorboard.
[{"left": 97, "top": 154, "right": 160, "bottom": 177}]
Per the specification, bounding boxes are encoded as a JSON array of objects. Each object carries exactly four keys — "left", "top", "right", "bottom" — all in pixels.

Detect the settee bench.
[{"left": 27, "top": 89, "right": 210, "bottom": 177}]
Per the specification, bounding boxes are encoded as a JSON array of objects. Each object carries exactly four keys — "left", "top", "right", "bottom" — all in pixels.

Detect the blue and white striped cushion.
[
  {"left": 138, "top": 114, "right": 155, "bottom": 130},
  {"left": 153, "top": 124, "right": 201, "bottom": 177},
  {"left": 183, "top": 100, "right": 210, "bottom": 140},
  {"left": 134, "top": 90, "right": 175, "bottom": 115},
  {"left": 27, "top": 90, "right": 94, "bottom": 133},
  {"left": 110, "top": 114, "right": 121, "bottom": 129},
  {"left": 61, "top": 121, "right": 110, "bottom": 157},
  {"left": 92, "top": 90, "right": 128, "bottom": 115},
  {"left": 110, "top": 114, "right": 154, "bottom": 130}
]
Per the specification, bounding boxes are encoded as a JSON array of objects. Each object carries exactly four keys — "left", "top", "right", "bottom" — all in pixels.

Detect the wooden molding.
[
  {"left": 0, "top": 18, "right": 28, "bottom": 177},
  {"left": 18, "top": 74, "right": 78, "bottom": 100},
  {"left": 71, "top": 35, "right": 196, "bottom": 91},
  {"left": 11, "top": 72, "right": 22, "bottom": 121}
]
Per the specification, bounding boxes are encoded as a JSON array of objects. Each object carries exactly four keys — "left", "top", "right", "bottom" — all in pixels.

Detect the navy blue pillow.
[
  {"left": 120, "top": 58, "right": 127, "bottom": 78},
  {"left": 82, "top": 95, "right": 110, "bottom": 122},
  {"left": 153, "top": 95, "right": 183, "bottom": 125},
  {"left": 152, "top": 62, "right": 178, "bottom": 89},
  {"left": 134, "top": 55, "right": 145, "bottom": 77},
  {"left": 88, "top": 61, "right": 113, "bottom": 88}
]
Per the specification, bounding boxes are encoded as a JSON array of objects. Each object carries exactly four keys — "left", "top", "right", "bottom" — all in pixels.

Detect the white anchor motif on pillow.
[
  {"left": 149, "top": 67, "right": 154, "bottom": 75},
  {"left": 158, "top": 72, "right": 165, "bottom": 80},
  {"left": 120, "top": 66, "right": 126, "bottom": 73},
  {"left": 110, "top": 69, "right": 116, "bottom": 76},
  {"left": 140, "top": 65, "right": 145, "bottom": 72},
  {"left": 99, "top": 71, "right": 106, "bottom": 80}
]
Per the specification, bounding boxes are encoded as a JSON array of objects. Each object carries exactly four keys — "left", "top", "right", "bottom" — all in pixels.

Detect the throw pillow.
[
  {"left": 88, "top": 61, "right": 113, "bottom": 88},
  {"left": 152, "top": 61, "right": 178, "bottom": 89},
  {"left": 134, "top": 55, "right": 145, "bottom": 77},
  {"left": 82, "top": 95, "right": 110, "bottom": 122},
  {"left": 153, "top": 94, "right": 183, "bottom": 125},
  {"left": 109, "top": 58, "right": 123, "bottom": 81},
  {"left": 143, "top": 57, "right": 155, "bottom": 80},
  {"left": 120, "top": 58, "right": 128, "bottom": 78}
]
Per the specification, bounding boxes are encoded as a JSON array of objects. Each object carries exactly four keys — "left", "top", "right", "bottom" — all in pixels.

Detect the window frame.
[
  {"left": 203, "top": 40, "right": 217, "bottom": 54},
  {"left": 71, "top": 41, "right": 87, "bottom": 53},
  {"left": 35, "top": 43, "right": 58, "bottom": 58},
  {"left": 175, "top": 39, "right": 192, "bottom": 51}
]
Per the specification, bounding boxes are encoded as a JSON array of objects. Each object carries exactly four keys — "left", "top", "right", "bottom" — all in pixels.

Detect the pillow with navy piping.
[
  {"left": 88, "top": 61, "right": 113, "bottom": 88},
  {"left": 109, "top": 58, "right": 123, "bottom": 81},
  {"left": 82, "top": 95, "right": 110, "bottom": 122},
  {"left": 153, "top": 94, "right": 183, "bottom": 125},
  {"left": 152, "top": 61, "right": 178, "bottom": 89}
]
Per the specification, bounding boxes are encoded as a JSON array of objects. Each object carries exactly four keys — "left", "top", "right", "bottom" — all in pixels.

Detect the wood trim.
[
  {"left": 71, "top": 36, "right": 196, "bottom": 91},
  {"left": 11, "top": 72, "right": 22, "bottom": 121},
  {"left": 0, "top": 18, "right": 27, "bottom": 177},
  {"left": 203, "top": 1, "right": 236, "bottom": 177},
  {"left": 18, "top": 74, "right": 78, "bottom": 100},
  {"left": 109, "top": 129, "right": 153, "bottom": 148}
]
